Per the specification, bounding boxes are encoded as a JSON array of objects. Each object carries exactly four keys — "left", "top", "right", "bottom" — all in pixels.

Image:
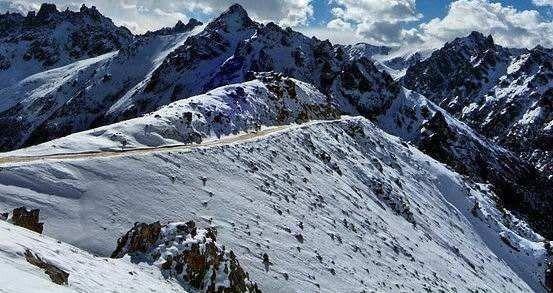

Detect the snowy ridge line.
[
  {"left": 0, "top": 115, "right": 546, "bottom": 292},
  {"left": 0, "top": 119, "right": 341, "bottom": 165}
]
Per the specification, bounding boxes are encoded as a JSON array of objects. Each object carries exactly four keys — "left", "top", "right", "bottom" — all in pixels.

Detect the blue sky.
[
  {"left": 305, "top": 0, "right": 552, "bottom": 29},
  {"left": 1, "top": 0, "right": 552, "bottom": 48}
]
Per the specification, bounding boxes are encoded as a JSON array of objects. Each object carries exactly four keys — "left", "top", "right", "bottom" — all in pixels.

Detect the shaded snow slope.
[
  {"left": 0, "top": 117, "right": 549, "bottom": 292},
  {"left": 378, "top": 88, "right": 553, "bottom": 241},
  {"left": 402, "top": 31, "right": 553, "bottom": 176},
  {"left": 0, "top": 221, "right": 184, "bottom": 293},
  {"left": 3, "top": 74, "right": 338, "bottom": 156},
  {"left": 0, "top": 22, "right": 202, "bottom": 151},
  {"left": 0, "top": 4, "right": 133, "bottom": 89}
]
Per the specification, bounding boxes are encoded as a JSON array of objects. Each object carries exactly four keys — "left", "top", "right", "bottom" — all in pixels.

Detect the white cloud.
[
  {"left": 0, "top": 0, "right": 314, "bottom": 33},
  {"left": 298, "top": 27, "right": 364, "bottom": 44},
  {"left": 0, "top": 0, "right": 40, "bottom": 14},
  {"left": 533, "top": 0, "right": 553, "bottom": 7},
  {"left": 416, "top": 0, "right": 553, "bottom": 48},
  {"left": 327, "top": 0, "right": 421, "bottom": 46},
  {"left": 322, "top": 0, "right": 553, "bottom": 48},
  {"left": 326, "top": 18, "right": 352, "bottom": 31}
]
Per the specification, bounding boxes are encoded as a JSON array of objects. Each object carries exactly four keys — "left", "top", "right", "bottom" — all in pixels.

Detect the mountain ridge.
[{"left": 0, "top": 3, "right": 551, "bottom": 293}]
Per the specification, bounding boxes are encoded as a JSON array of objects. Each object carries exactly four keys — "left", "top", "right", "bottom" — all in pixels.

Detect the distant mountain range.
[{"left": 0, "top": 3, "right": 551, "bottom": 293}]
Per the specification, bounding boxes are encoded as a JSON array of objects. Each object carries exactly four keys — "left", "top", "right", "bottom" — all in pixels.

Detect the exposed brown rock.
[
  {"left": 3, "top": 207, "right": 44, "bottom": 234},
  {"left": 112, "top": 220, "right": 260, "bottom": 292},
  {"left": 111, "top": 221, "right": 161, "bottom": 258},
  {"left": 24, "top": 249, "right": 69, "bottom": 285}
]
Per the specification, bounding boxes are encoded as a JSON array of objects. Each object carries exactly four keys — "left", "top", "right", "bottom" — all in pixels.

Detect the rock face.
[
  {"left": 112, "top": 221, "right": 260, "bottom": 293},
  {"left": 0, "top": 4, "right": 396, "bottom": 150},
  {"left": 111, "top": 221, "right": 162, "bottom": 258},
  {"left": 121, "top": 4, "right": 399, "bottom": 123},
  {"left": 417, "top": 110, "right": 553, "bottom": 238},
  {"left": 144, "top": 19, "right": 203, "bottom": 37},
  {"left": 547, "top": 266, "right": 552, "bottom": 293},
  {"left": 402, "top": 31, "right": 553, "bottom": 177},
  {"left": 24, "top": 249, "right": 69, "bottom": 285},
  {"left": 2, "top": 207, "right": 44, "bottom": 233},
  {"left": 0, "top": 3, "right": 133, "bottom": 88}
]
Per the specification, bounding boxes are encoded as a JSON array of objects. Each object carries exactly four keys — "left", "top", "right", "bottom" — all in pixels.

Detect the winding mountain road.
[{"left": 0, "top": 125, "right": 291, "bottom": 166}]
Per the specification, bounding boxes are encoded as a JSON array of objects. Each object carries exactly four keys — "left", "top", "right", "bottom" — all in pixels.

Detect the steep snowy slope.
[
  {"left": 3, "top": 74, "right": 338, "bottom": 155},
  {"left": 0, "top": 4, "right": 133, "bottom": 89},
  {"left": 0, "top": 220, "right": 185, "bottom": 292},
  {"left": 0, "top": 117, "right": 550, "bottom": 292},
  {"left": 377, "top": 89, "right": 553, "bottom": 240},
  {"left": 0, "top": 4, "right": 400, "bottom": 152},
  {"left": 0, "top": 20, "right": 203, "bottom": 151},
  {"left": 106, "top": 4, "right": 398, "bottom": 124},
  {"left": 402, "top": 32, "right": 552, "bottom": 176},
  {"left": 6, "top": 74, "right": 550, "bottom": 241}
]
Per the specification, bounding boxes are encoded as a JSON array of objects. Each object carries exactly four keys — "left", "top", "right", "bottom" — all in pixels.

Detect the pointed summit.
[
  {"left": 450, "top": 31, "right": 495, "bottom": 50},
  {"left": 175, "top": 18, "right": 202, "bottom": 31},
  {"left": 205, "top": 4, "right": 257, "bottom": 32},
  {"left": 468, "top": 31, "right": 494, "bottom": 46},
  {"left": 144, "top": 18, "right": 203, "bottom": 37},
  {"left": 226, "top": 3, "right": 249, "bottom": 16},
  {"left": 36, "top": 3, "right": 58, "bottom": 19}
]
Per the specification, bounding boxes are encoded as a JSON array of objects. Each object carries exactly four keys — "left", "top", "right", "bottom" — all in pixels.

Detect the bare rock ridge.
[
  {"left": 402, "top": 31, "right": 553, "bottom": 177},
  {"left": 1, "top": 206, "right": 44, "bottom": 233},
  {"left": 24, "top": 249, "right": 69, "bottom": 286},
  {"left": 143, "top": 18, "right": 203, "bottom": 37},
  {"left": 112, "top": 221, "right": 260, "bottom": 292}
]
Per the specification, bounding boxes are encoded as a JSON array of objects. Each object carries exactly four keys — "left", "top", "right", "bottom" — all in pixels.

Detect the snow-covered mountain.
[
  {"left": 1, "top": 117, "right": 550, "bottom": 292},
  {"left": 0, "top": 4, "right": 397, "bottom": 152},
  {"left": 0, "top": 3, "right": 133, "bottom": 89},
  {"left": 0, "top": 3, "right": 551, "bottom": 292},
  {"left": 0, "top": 18, "right": 203, "bottom": 152},
  {"left": 402, "top": 32, "right": 553, "bottom": 177},
  {"left": 2, "top": 74, "right": 339, "bottom": 154},
  {"left": 6, "top": 72, "right": 549, "bottom": 243}
]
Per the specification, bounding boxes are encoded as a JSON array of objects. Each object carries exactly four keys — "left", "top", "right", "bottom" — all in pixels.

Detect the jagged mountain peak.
[
  {"left": 444, "top": 31, "right": 496, "bottom": 53},
  {"left": 205, "top": 3, "right": 257, "bottom": 32},
  {"left": 176, "top": 18, "right": 202, "bottom": 30},
  {"left": 447, "top": 31, "right": 495, "bottom": 52},
  {"left": 143, "top": 18, "right": 203, "bottom": 37},
  {"left": 36, "top": 3, "right": 58, "bottom": 18},
  {"left": 0, "top": 3, "right": 134, "bottom": 88},
  {"left": 402, "top": 29, "right": 553, "bottom": 179}
]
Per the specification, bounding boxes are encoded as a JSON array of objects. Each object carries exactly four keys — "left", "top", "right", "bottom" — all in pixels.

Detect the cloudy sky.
[{"left": 1, "top": 0, "right": 552, "bottom": 48}]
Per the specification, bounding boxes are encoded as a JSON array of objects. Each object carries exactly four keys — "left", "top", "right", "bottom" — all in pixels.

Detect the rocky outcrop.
[
  {"left": 0, "top": 3, "right": 133, "bottom": 83},
  {"left": 546, "top": 260, "right": 552, "bottom": 292},
  {"left": 24, "top": 249, "right": 69, "bottom": 285},
  {"left": 1, "top": 207, "right": 44, "bottom": 233},
  {"left": 112, "top": 221, "right": 260, "bottom": 292},
  {"left": 111, "top": 221, "right": 162, "bottom": 258},
  {"left": 402, "top": 31, "right": 553, "bottom": 177},
  {"left": 143, "top": 19, "right": 203, "bottom": 37}
]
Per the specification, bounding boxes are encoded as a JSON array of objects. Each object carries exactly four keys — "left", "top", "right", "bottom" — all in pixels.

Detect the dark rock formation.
[
  {"left": 111, "top": 221, "right": 162, "bottom": 258},
  {"left": 112, "top": 220, "right": 260, "bottom": 292},
  {"left": 546, "top": 260, "right": 552, "bottom": 293},
  {"left": 24, "top": 249, "right": 69, "bottom": 285},
  {"left": 143, "top": 18, "right": 203, "bottom": 37},
  {"left": 2, "top": 207, "right": 44, "bottom": 234},
  {"left": 402, "top": 31, "right": 553, "bottom": 177}
]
